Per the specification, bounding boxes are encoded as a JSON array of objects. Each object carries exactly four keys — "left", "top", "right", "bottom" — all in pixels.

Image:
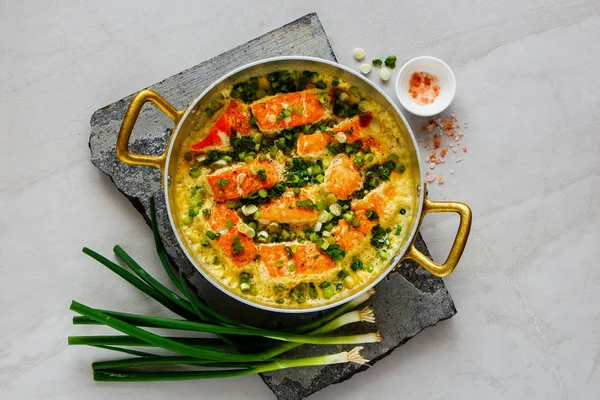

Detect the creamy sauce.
[{"left": 173, "top": 70, "right": 416, "bottom": 309}]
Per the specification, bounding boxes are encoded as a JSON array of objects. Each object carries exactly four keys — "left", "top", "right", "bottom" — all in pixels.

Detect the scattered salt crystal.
[
  {"left": 455, "top": 158, "right": 462, "bottom": 163},
  {"left": 425, "top": 156, "right": 431, "bottom": 162},
  {"left": 450, "top": 169, "right": 454, "bottom": 175},
  {"left": 429, "top": 162, "right": 436, "bottom": 169},
  {"left": 427, "top": 174, "right": 436, "bottom": 182},
  {"left": 449, "top": 143, "right": 454, "bottom": 147},
  {"left": 440, "top": 158, "right": 445, "bottom": 163},
  {"left": 454, "top": 136, "right": 459, "bottom": 141},
  {"left": 452, "top": 148, "right": 457, "bottom": 153},
  {"left": 458, "top": 131, "right": 464, "bottom": 136}
]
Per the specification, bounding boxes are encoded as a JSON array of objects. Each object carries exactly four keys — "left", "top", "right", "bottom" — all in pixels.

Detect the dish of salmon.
[{"left": 173, "top": 70, "right": 417, "bottom": 309}]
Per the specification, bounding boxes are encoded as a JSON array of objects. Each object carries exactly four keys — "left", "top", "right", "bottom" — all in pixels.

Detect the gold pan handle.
[
  {"left": 116, "top": 89, "right": 185, "bottom": 176},
  {"left": 403, "top": 198, "right": 472, "bottom": 277}
]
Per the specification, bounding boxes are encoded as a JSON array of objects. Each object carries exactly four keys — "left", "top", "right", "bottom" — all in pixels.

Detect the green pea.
[{"left": 183, "top": 216, "right": 194, "bottom": 225}]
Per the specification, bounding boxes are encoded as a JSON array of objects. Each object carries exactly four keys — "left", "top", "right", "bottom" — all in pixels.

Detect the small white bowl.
[{"left": 395, "top": 56, "right": 456, "bottom": 117}]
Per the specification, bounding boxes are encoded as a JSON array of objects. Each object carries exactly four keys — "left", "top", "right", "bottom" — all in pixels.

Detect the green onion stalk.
[{"left": 93, "top": 347, "right": 368, "bottom": 382}]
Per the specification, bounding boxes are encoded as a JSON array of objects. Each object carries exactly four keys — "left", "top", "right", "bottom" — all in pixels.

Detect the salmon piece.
[
  {"left": 333, "top": 118, "right": 362, "bottom": 143},
  {"left": 191, "top": 100, "right": 251, "bottom": 152},
  {"left": 259, "top": 242, "right": 335, "bottom": 277},
  {"left": 238, "top": 161, "right": 280, "bottom": 196},
  {"left": 352, "top": 183, "right": 400, "bottom": 220},
  {"left": 258, "top": 191, "right": 317, "bottom": 224},
  {"left": 206, "top": 161, "right": 281, "bottom": 202},
  {"left": 323, "top": 154, "right": 362, "bottom": 199},
  {"left": 296, "top": 132, "right": 331, "bottom": 157},
  {"left": 215, "top": 229, "right": 258, "bottom": 268},
  {"left": 250, "top": 90, "right": 325, "bottom": 133},
  {"left": 331, "top": 210, "right": 375, "bottom": 251},
  {"left": 207, "top": 203, "right": 241, "bottom": 232},
  {"left": 333, "top": 115, "right": 386, "bottom": 152},
  {"left": 205, "top": 168, "right": 241, "bottom": 202}
]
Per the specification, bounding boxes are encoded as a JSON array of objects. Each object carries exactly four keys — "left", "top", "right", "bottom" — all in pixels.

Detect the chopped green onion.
[
  {"left": 350, "top": 256, "right": 364, "bottom": 272},
  {"left": 320, "top": 282, "right": 335, "bottom": 299},
  {"left": 337, "top": 269, "right": 350, "bottom": 279},
  {"left": 384, "top": 55, "right": 397, "bottom": 69},
  {"left": 216, "top": 179, "right": 230, "bottom": 188},
  {"left": 366, "top": 210, "right": 379, "bottom": 220},
  {"left": 189, "top": 168, "right": 201, "bottom": 178}
]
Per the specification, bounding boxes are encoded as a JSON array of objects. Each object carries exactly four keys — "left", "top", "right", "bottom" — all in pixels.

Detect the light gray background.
[{"left": 1, "top": 1, "right": 599, "bottom": 399}]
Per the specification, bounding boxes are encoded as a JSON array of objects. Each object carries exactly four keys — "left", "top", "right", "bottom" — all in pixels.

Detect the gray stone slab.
[{"left": 89, "top": 13, "right": 456, "bottom": 400}]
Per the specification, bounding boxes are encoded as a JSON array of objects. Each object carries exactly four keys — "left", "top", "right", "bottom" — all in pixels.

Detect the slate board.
[{"left": 89, "top": 13, "right": 456, "bottom": 400}]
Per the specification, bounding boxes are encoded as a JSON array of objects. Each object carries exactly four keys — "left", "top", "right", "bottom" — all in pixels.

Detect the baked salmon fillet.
[
  {"left": 206, "top": 161, "right": 280, "bottom": 202},
  {"left": 352, "top": 183, "right": 403, "bottom": 221},
  {"left": 250, "top": 90, "right": 327, "bottom": 133},
  {"left": 257, "top": 191, "right": 317, "bottom": 224},
  {"left": 259, "top": 242, "right": 335, "bottom": 277},
  {"left": 295, "top": 114, "right": 383, "bottom": 157},
  {"left": 207, "top": 203, "right": 242, "bottom": 232},
  {"left": 296, "top": 132, "right": 331, "bottom": 158},
  {"left": 323, "top": 154, "right": 362, "bottom": 199},
  {"left": 191, "top": 100, "right": 251, "bottom": 152},
  {"left": 331, "top": 210, "right": 376, "bottom": 252},
  {"left": 215, "top": 229, "right": 258, "bottom": 268}
]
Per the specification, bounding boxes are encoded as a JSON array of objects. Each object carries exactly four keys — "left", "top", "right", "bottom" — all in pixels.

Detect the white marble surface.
[{"left": 1, "top": 1, "right": 599, "bottom": 399}]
